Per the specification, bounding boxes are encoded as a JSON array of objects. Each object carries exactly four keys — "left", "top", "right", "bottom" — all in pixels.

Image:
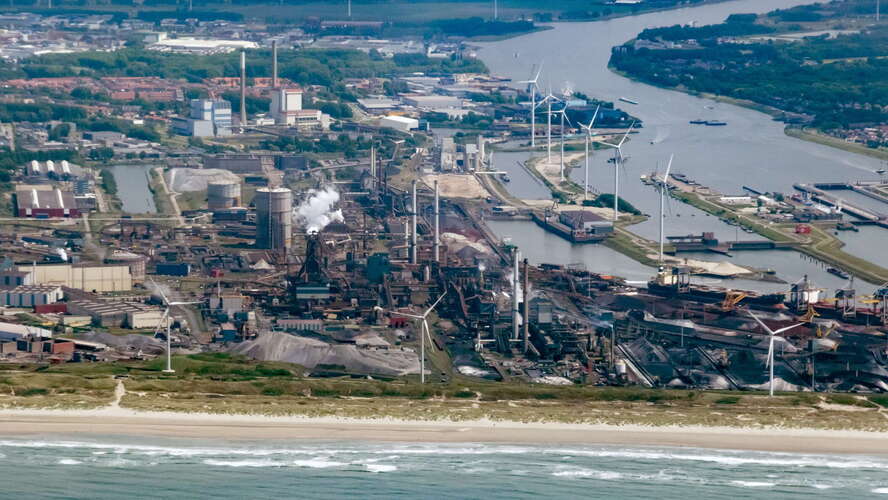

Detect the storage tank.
[
  {"left": 207, "top": 180, "right": 242, "bottom": 210},
  {"left": 254, "top": 187, "right": 292, "bottom": 250},
  {"left": 105, "top": 251, "right": 148, "bottom": 283}
]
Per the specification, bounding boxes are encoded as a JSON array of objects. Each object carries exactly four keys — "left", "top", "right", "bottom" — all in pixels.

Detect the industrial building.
[
  {"left": 204, "top": 154, "right": 268, "bottom": 173},
  {"left": 380, "top": 115, "right": 419, "bottom": 133},
  {"left": 0, "top": 285, "right": 63, "bottom": 307},
  {"left": 254, "top": 187, "right": 293, "bottom": 250},
  {"left": 270, "top": 88, "right": 304, "bottom": 126},
  {"left": 16, "top": 263, "right": 132, "bottom": 292},
  {"left": 67, "top": 300, "right": 168, "bottom": 329},
  {"left": 15, "top": 187, "right": 80, "bottom": 218},
  {"left": 172, "top": 99, "right": 233, "bottom": 137}
]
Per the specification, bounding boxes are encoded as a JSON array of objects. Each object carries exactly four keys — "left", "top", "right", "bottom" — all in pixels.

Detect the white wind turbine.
[
  {"left": 748, "top": 310, "right": 804, "bottom": 397},
  {"left": 518, "top": 63, "right": 543, "bottom": 148},
  {"left": 579, "top": 105, "right": 601, "bottom": 199},
  {"left": 657, "top": 153, "right": 674, "bottom": 264},
  {"left": 536, "top": 89, "right": 561, "bottom": 164},
  {"left": 391, "top": 292, "right": 447, "bottom": 384},
  {"left": 595, "top": 121, "right": 635, "bottom": 221},
  {"left": 557, "top": 102, "right": 572, "bottom": 181},
  {"left": 150, "top": 279, "right": 201, "bottom": 374}
]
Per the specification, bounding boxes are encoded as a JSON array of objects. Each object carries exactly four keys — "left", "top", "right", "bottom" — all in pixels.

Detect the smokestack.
[
  {"left": 411, "top": 180, "right": 418, "bottom": 264},
  {"left": 271, "top": 40, "right": 278, "bottom": 88},
  {"left": 512, "top": 249, "right": 520, "bottom": 342},
  {"left": 523, "top": 258, "right": 529, "bottom": 353},
  {"left": 370, "top": 146, "right": 377, "bottom": 191},
  {"left": 188, "top": 0, "right": 192, "bottom": 11},
  {"left": 240, "top": 50, "right": 247, "bottom": 127},
  {"left": 434, "top": 180, "right": 440, "bottom": 263}
]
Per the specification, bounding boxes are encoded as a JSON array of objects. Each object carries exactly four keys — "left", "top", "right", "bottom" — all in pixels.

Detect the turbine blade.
[
  {"left": 664, "top": 154, "right": 674, "bottom": 180},
  {"left": 766, "top": 336, "right": 774, "bottom": 368},
  {"left": 617, "top": 121, "right": 636, "bottom": 147},
  {"left": 423, "top": 291, "right": 448, "bottom": 317},
  {"left": 747, "top": 310, "right": 775, "bottom": 335},
  {"left": 774, "top": 323, "right": 805, "bottom": 335},
  {"left": 149, "top": 278, "right": 169, "bottom": 305},
  {"left": 589, "top": 105, "right": 600, "bottom": 129}
]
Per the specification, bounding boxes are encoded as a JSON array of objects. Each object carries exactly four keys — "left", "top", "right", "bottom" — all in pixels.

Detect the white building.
[
  {"left": 380, "top": 115, "right": 419, "bottom": 133},
  {"left": 0, "top": 285, "right": 63, "bottom": 307},
  {"left": 270, "top": 88, "right": 304, "bottom": 125}
]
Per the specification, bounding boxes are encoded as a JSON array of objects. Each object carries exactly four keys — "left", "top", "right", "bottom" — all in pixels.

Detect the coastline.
[{"left": 2, "top": 407, "right": 888, "bottom": 454}]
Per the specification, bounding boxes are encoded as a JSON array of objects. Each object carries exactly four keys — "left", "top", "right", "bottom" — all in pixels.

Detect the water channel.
[
  {"left": 474, "top": 0, "right": 887, "bottom": 294},
  {"left": 108, "top": 164, "right": 157, "bottom": 214}
]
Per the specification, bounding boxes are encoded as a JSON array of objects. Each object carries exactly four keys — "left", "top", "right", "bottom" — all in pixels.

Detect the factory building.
[
  {"left": 172, "top": 99, "right": 233, "bottom": 137},
  {"left": 0, "top": 321, "right": 52, "bottom": 341},
  {"left": 15, "top": 187, "right": 80, "bottom": 218},
  {"left": 203, "top": 154, "right": 269, "bottom": 173},
  {"left": 558, "top": 211, "right": 614, "bottom": 236},
  {"left": 270, "top": 88, "right": 304, "bottom": 125},
  {"left": 16, "top": 263, "right": 132, "bottom": 292},
  {"left": 0, "top": 285, "right": 63, "bottom": 307},
  {"left": 207, "top": 180, "right": 242, "bottom": 210},
  {"left": 380, "top": 115, "right": 419, "bottom": 132},
  {"left": 254, "top": 187, "right": 292, "bottom": 250},
  {"left": 67, "top": 300, "right": 168, "bottom": 329}
]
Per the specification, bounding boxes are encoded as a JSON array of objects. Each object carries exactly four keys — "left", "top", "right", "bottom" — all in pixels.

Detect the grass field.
[{"left": 4, "top": 354, "right": 888, "bottom": 430}]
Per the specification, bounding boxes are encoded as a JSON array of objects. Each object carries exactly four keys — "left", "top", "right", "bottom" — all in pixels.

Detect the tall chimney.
[
  {"left": 271, "top": 40, "right": 278, "bottom": 88},
  {"left": 239, "top": 50, "right": 247, "bottom": 127},
  {"left": 523, "top": 258, "right": 530, "bottom": 353},
  {"left": 512, "top": 249, "right": 520, "bottom": 342},
  {"left": 370, "top": 146, "right": 376, "bottom": 191},
  {"left": 411, "top": 180, "right": 418, "bottom": 264},
  {"left": 434, "top": 180, "right": 440, "bottom": 263}
]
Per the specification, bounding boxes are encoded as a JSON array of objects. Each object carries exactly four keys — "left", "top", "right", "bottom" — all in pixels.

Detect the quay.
[{"left": 793, "top": 183, "right": 888, "bottom": 229}]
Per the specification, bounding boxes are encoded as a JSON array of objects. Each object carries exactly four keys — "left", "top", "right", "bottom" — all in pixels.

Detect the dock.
[
  {"left": 667, "top": 232, "right": 797, "bottom": 255},
  {"left": 793, "top": 183, "right": 888, "bottom": 229}
]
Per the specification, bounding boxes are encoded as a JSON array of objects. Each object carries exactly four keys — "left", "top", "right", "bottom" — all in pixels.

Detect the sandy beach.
[{"left": 1, "top": 407, "right": 887, "bottom": 454}]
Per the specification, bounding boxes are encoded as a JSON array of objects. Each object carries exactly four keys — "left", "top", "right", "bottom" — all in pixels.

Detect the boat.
[
  {"left": 705, "top": 120, "right": 727, "bottom": 126},
  {"left": 827, "top": 267, "right": 850, "bottom": 279},
  {"left": 619, "top": 97, "right": 639, "bottom": 105},
  {"left": 646, "top": 267, "right": 786, "bottom": 306},
  {"left": 689, "top": 119, "right": 707, "bottom": 125},
  {"left": 500, "top": 173, "right": 511, "bottom": 183}
]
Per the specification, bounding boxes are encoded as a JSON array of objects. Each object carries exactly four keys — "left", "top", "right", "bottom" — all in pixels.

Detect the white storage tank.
[{"left": 207, "top": 180, "right": 242, "bottom": 210}]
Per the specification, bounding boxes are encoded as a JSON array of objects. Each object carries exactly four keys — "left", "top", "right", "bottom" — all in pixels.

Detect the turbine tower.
[
  {"left": 557, "top": 102, "right": 571, "bottom": 181},
  {"left": 393, "top": 293, "right": 447, "bottom": 384},
  {"left": 518, "top": 64, "right": 543, "bottom": 148},
  {"left": 595, "top": 122, "right": 634, "bottom": 221},
  {"left": 150, "top": 279, "right": 200, "bottom": 374},
  {"left": 658, "top": 154, "right": 674, "bottom": 264},
  {"left": 748, "top": 311, "right": 804, "bottom": 397},
  {"left": 579, "top": 105, "right": 601, "bottom": 199}
]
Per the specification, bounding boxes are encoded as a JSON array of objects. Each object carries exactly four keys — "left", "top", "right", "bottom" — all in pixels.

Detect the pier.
[{"left": 793, "top": 183, "right": 888, "bottom": 228}]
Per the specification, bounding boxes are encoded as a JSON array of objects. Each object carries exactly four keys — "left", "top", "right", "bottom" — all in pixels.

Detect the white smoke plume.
[
  {"left": 56, "top": 248, "right": 68, "bottom": 262},
  {"left": 294, "top": 186, "right": 344, "bottom": 233},
  {"left": 561, "top": 81, "right": 574, "bottom": 99}
]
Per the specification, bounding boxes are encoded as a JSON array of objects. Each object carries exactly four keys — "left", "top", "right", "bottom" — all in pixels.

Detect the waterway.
[
  {"left": 108, "top": 164, "right": 157, "bottom": 214},
  {"left": 476, "top": 0, "right": 887, "bottom": 291}
]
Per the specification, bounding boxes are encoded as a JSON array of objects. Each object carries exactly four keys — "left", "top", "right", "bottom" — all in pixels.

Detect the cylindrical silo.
[
  {"left": 105, "top": 251, "right": 148, "bottom": 283},
  {"left": 254, "top": 187, "right": 292, "bottom": 250},
  {"left": 207, "top": 180, "right": 242, "bottom": 210}
]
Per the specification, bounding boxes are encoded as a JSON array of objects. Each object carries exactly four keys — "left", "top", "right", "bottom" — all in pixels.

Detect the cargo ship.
[
  {"left": 646, "top": 267, "right": 785, "bottom": 306},
  {"left": 619, "top": 97, "right": 639, "bottom": 105}
]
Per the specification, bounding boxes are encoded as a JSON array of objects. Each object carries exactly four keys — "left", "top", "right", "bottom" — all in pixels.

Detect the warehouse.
[
  {"left": 16, "top": 263, "right": 132, "bottom": 292},
  {"left": 15, "top": 187, "right": 80, "bottom": 218},
  {"left": 0, "top": 285, "right": 63, "bottom": 307},
  {"left": 67, "top": 300, "right": 168, "bottom": 329},
  {"left": 380, "top": 115, "right": 419, "bottom": 133}
]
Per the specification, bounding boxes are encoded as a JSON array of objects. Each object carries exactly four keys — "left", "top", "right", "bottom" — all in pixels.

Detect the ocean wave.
[
  {"left": 553, "top": 468, "right": 623, "bottom": 480},
  {"left": 731, "top": 481, "right": 774, "bottom": 488},
  {"left": 365, "top": 464, "right": 397, "bottom": 473},
  {"left": 203, "top": 459, "right": 287, "bottom": 468},
  {"left": 873, "top": 488, "right": 888, "bottom": 494},
  {"left": 291, "top": 459, "right": 346, "bottom": 469},
  {"left": 57, "top": 458, "right": 81, "bottom": 465},
  {"left": 542, "top": 447, "right": 888, "bottom": 470}
]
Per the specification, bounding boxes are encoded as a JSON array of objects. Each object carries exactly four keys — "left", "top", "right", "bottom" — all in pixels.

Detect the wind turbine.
[
  {"left": 657, "top": 153, "right": 674, "bottom": 264},
  {"left": 518, "top": 63, "right": 543, "bottom": 148},
  {"left": 579, "top": 105, "right": 601, "bottom": 198},
  {"left": 150, "top": 279, "right": 201, "bottom": 374},
  {"left": 748, "top": 310, "right": 804, "bottom": 397},
  {"left": 391, "top": 292, "right": 447, "bottom": 384},
  {"left": 595, "top": 121, "right": 635, "bottom": 221},
  {"left": 557, "top": 102, "right": 572, "bottom": 181},
  {"left": 536, "top": 90, "right": 560, "bottom": 164}
]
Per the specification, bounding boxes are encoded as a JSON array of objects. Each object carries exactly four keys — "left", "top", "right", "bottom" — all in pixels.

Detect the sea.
[{"left": 2, "top": 436, "right": 887, "bottom": 498}]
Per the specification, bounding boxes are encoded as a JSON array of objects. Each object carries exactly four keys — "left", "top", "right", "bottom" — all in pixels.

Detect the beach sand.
[{"left": 1, "top": 407, "right": 886, "bottom": 454}]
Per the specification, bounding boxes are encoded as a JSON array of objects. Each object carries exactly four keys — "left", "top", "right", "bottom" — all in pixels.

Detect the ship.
[
  {"left": 646, "top": 267, "right": 786, "bottom": 306},
  {"left": 500, "top": 173, "right": 511, "bottom": 183},
  {"left": 619, "top": 97, "right": 639, "bottom": 105},
  {"left": 689, "top": 119, "right": 707, "bottom": 125},
  {"left": 827, "top": 267, "right": 850, "bottom": 280},
  {"left": 705, "top": 120, "right": 727, "bottom": 126}
]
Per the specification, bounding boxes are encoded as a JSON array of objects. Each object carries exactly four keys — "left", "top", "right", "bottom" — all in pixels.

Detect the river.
[
  {"left": 475, "top": 0, "right": 886, "bottom": 293},
  {"left": 108, "top": 164, "right": 157, "bottom": 214}
]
